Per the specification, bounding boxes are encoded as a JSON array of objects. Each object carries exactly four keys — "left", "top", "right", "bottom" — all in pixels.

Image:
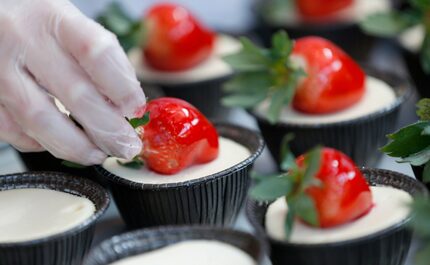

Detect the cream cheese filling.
[
  {"left": 111, "top": 240, "right": 256, "bottom": 265},
  {"left": 102, "top": 137, "right": 251, "bottom": 184},
  {"left": 254, "top": 75, "right": 396, "bottom": 125},
  {"left": 0, "top": 188, "right": 95, "bottom": 243},
  {"left": 265, "top": 186, "right": 412, "bottom": 244}
]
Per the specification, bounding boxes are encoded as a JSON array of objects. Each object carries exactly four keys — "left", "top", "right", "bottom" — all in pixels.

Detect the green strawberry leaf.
[
  {"left": 128, "top": 112, "right": 150, "bottom": 129},
  {"left": 222, "top": 30, "right": 305, "bottom": 123},
  {"left": 61, "top": 161, "right": 87, "bottom": 169},
  {"left": 250, "top": 174, "right": 293, "bottom": 201},
  {"left": 293, "top": 193, "right": 319, "bottom": 227},
  {"left": 411, "top": 0, "right": 430, "bottom": 11},
  {"left": 96, "top": 2, "right": 144, "bottom": 52},
  {"left": 221, "top": 92, "right": 267, "bottom": 108},
  {"left": 423, "top": 161, "right": 430, "bottom": 183},
  {"left": 117, "top": 156, "right": 144, "bottom": 169},
  {"left": 280, "top": 133, "right": 296, "bottom": 171},
  {"left": 400, "top": 145, "right": 430, "bottom": 166},
  {"left": 284, "top": 197, "right": 296, "bottom": 238},
  {"left": 360, "top": 11, "right": 420, "bottom": 37},
  {"left": 415, "top": 244, "right": 430, "bottom": 265},
  {"left": 382, "top": 121, "right": 430, "bottom": 158},
  {"left": 409, "top": 196, "right": 430, "bottom": 237},
  {"left": 301, "top": 146, "right": 323, "bottom": 188},
  {"left": 250, "top": 145, "right": 322, "bottom": 239}
]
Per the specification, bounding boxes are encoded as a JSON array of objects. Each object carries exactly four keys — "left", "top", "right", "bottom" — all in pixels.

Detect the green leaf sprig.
[
  {"left": 222, "top": 30, "right": 306, "bottom": 124},
  {"left": 382, "top": 98, "right": 430, "bottom": 181},
  {"left": 251, "top": 136, "right": 322, "bottom": 238},
  {"left": 409, "top": 196, "right": 430, "bottom": 265},
  {"left": 96, "top": 3, "right": 145, "bottom": 52},
  {"left": 63, "top": 112, "right": 150, "bottom": 169},
  {"left": 360, "top": 0, "right": 430, "bottom": 73}
]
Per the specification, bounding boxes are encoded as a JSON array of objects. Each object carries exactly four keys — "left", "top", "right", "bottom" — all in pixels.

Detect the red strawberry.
[
  {"left": 296, "top": 147, "right": 373, "bottom": 228},
  {"left": 296, "top": 0, "right": 354, "bottom": 19},
  {"left": 291, "top": 36, "right": 365, "bottom": 114},
  {"left": 135, "top": 97, "right": 219, "bottom": 175},
  {"left": 142, "top": 3, "right": 215, "bottom": 71}
]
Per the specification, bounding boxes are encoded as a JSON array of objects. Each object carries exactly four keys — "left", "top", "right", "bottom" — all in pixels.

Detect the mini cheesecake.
[
  {"left": 253, "top": 67, "right": 410, "bottom": 167},
  {"left": 247, "top": 168, "right": 428, "bottom": 265},
  {"left": 84, "top": 226, "right": 264, "bottom": 265},
  {"left": 254, "top": 0, "right": 394, "bottom": 60},
  {"left": 0, "top": 189, "right": 95, "bottom": 243},
  {"left": 265, "top": 186, "right": 411, "bottom": 244},
  {"left": 129, "top": 35, "right": 242, "bottom": 118},
  {"left": 95, "top": 123, "right": 264, "bottom": 228},
  {"left": 0, "top": 172, "right": 110, "bottom": 265}
]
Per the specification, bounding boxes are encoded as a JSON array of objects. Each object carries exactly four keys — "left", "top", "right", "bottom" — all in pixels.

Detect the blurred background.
[{"left": 72, "top": 0, "right": 254, "bottom": 32}]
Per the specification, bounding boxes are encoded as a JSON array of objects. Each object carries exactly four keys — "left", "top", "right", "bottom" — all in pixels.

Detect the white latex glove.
[{"left": 0, "top": 0, "right": 146, "bottom": 165}]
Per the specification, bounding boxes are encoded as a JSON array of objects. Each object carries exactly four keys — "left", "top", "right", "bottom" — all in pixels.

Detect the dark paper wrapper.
[
  {"left": 253, "top": 66, "right": 411, "bottom": 167},
  {"left": 0, "top": 172, "right": 110, "bottom": 265},
  {"left": 84, "top": 226, "right": 265, "bottom": 265},
  {"left": 247, "top": 168, "right": 428, "bottom": 265},
  {"left": 95, "top": 123, "right": 264, "bottom": 229}
]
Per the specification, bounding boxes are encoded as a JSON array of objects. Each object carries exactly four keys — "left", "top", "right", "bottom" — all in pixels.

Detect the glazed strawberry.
[
  {"left": 135, "top": 97, "right": 219, "bottom": 174},
  {"left": 296, "top": 147, "right": 373, "bottom": 227},
  {"left": 291, "top": 36, "right": 365, "bottom": 114},
  {"left": 142, "top": 4, "right": 215, "bottom": 71},
  {"left": 296, "top": 0, "right": 354, "bottom": 19},
  {"left": 223, "top": 31, "right": 366, "bottom": 123}
]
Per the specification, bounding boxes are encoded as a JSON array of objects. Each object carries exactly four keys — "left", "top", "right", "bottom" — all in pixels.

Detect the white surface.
[
  {"left": 103, "top": 137, "right": 251, "bottom": 184},
  {"left": 129, "top": 35, "right": 241, "bottom": 84},
  {"left": 255, "top": 76, "right": 396, "bottom": 124},
  {"left": 0, "top": 188, "right": 95, "bottom": 243},
  {"left": 111, "top": 240, "right": 256, "bottom": 265},
  {"left": 265, "top": 186, "right": 412, "bottom": 244}
]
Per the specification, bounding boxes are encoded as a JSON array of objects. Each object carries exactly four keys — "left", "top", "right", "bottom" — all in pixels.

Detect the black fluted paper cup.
[
  {"left": 0, "top": 172, "right": 110, "bottom": 265},
  {"left": 95, "top": 123, "right": 264, "bottom": 229},
  {"left": 84, "top": 226, "right": 265, "bottom": 265},
  {"left": 247, "top": 168, "right": 427, "bottom": 265},
  {"left": 252, "top": 66, "right": 411, "bottom": 167}
]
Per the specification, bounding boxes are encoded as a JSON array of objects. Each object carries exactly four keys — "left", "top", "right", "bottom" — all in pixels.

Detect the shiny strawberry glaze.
[
  {"left": 296, "top": 147, "right": 373, "bottom": 228},
  {"left": 143, "top": 4, "right": 215, "bottom": 71},
  {"left": 292, "top": 36, "right": 365, "bottom": 114},
  {"left": 136, "top": 97, "right": 219, "bottom": 174}
]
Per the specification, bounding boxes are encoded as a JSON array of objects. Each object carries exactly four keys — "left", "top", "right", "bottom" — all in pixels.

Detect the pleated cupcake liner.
[
  {"left": 0, "top": 172, "right": 110, "bottom": 265},
  {"left": 95, "top": 123, "right": 264, "bottom": 229},
  {"left": 253, "top": 66, "right": 411, "bottom": 167},
  {"left": 246, "top": 168, "right": 428, "bottom": 265},
  {"left": 84, "top": 226, "right": 265, "bottom": 265}
]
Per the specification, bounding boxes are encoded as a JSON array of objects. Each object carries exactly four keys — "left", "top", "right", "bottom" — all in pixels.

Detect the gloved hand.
[{"left": 0, "top": 0, "right": 146, "bottom": 165}]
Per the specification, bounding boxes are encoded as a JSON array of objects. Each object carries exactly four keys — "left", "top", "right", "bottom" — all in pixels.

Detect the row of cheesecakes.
[{"left": 5, "top": 1, "right": 429, "bottom": 265}]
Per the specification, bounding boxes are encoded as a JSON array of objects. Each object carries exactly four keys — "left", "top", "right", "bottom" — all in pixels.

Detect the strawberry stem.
[{"left": 221, "top": 30, "right": 306, "bottom": 123}]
